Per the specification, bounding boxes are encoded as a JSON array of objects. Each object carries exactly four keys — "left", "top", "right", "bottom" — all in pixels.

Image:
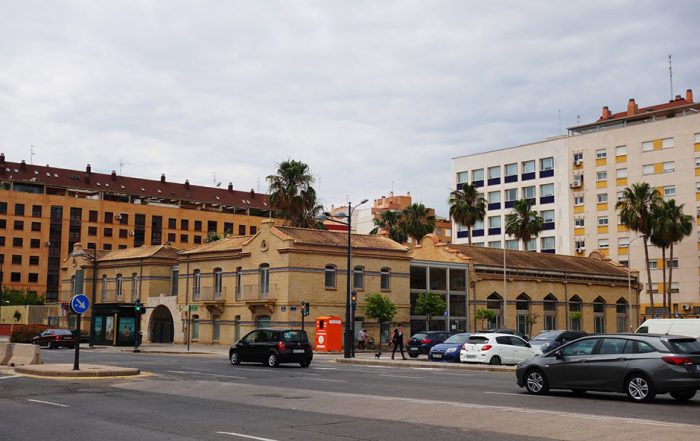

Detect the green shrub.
[{"left": 10, "top": 324, "right": 48, "bottom": 343}]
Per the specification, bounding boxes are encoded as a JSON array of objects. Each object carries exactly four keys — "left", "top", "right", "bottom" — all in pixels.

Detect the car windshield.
[
  {"left": 667, "top": 338, "right": 700, "bottom": 354},
  {"left": 55, "top": 330, "right": 72, "bottom": 335},
  {"left": 443, "top": 334, "right": 471, "bottom": 344},
  {"left": 467, "top": 336, "right": 489, "bottom": 343},
  {"left": 531, "top": 331, "right": 560, "bottom": 341},
  {"left": 282, "top": 331, "right": 308, "bottom": 343},
  {"left": 410, "top": 333, "right": 428, "bottom": 340}
]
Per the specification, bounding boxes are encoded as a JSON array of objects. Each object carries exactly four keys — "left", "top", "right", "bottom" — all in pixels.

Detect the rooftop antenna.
[
  {"left": 213, "top": 172, "right": 221, "bottom": 187},
  {"left": 576, "top": 114, "right": 580, "bottom": 125},
  {"left": 558, "top": 109, "right": 562, "bottom": 134},
  {"left": 669, "top": 54, "right": 673, "bottom": 100},
  {"left": 119, "top": 158, "right": 125, "bottom": 175},
  {"left": 30, "top": 145, "right": 35, "bottom": 164},
  {"left": 391, "top": 180, "right": 394, "bottom": 193},
  {"left": 257, "top": 178, "right": 260, "bottom": 193}
]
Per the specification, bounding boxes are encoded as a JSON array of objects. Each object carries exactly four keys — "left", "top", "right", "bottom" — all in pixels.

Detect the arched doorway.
[{"left": 149, "top": 305, "right": 174, "bottom": 343}]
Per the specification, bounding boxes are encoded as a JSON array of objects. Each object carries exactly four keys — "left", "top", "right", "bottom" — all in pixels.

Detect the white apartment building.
[{"left": 451, "top": 136, "right": 571, "bottom": 254}]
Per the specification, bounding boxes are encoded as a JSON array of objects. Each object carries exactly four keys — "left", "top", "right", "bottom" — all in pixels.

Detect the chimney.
[
  {"left": 86, "top": 164, "right": 91, "bottom": 174},
  {"left": 228, "top": 182, "right": 233, "bottom": 191},
  {"left": 160, "top": 174, "right": 166, "bottom": 183},
  {"left": 601, "top": 106, "right": 611, "bottom": 119},
  {"left": 250, "top": 189, "right": 255, "bottom": 198},
  {"left": 111, "top": 170, "right": 117, "bottom": 180},
  {"left": 675, "top": 94, "right": 682, "bottom": 101},
  {"left": 627, "top": 99, "right": 638, "bottom": 116},
  {"left": 0, "top": 153, "right": 5, "bottom": 164},
  {"left": 20, "top": 160, "right": 27, "bottom": 171},
  {"left": 185, "top": 180, "right": 190, "bottom": 190},
  {"left": 686, "top": 89, "right": 694, "bottom": 103}
]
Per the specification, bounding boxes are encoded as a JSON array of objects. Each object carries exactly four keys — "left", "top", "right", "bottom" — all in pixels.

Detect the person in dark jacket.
[{"left": 391, "top": 324, "right": 407, "bottom": 360}]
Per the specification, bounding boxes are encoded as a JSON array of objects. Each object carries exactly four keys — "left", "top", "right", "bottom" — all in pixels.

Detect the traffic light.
[
  {"left": 302, "top": 302, "right": 310, "bottom": 317},
  {"left": 135, "top": 299, "right": 143, "bottom": 314},
  {"left": 351, "top": 291, "right": 357, "bottom": 305}
]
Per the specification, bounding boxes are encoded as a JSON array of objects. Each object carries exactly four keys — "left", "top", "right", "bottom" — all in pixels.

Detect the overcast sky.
[{"left": 1, "top": 1, "right": 698, "bottom": 216}]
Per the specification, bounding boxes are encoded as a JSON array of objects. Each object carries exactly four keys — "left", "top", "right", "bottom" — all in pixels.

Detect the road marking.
[
  {"left": 0, "top": 375, "right": 19, "bottom": 380},
  {"left": 165, "top": 370, "right": 245, "bottom": 380},
  {"left": 27, "top": 399, "right": 70, "bottom": 408},
  {"left": 298, "top": 377, "right": 347, "bottom": 383},
  {"left": 310, "top": 367, "right": 337, "bottom": 370},
  {"left": 379, "top": 374, "right": 421, "bottom": 379},
  {"left": 484, "top": 391, "right": 552, "bottom": 399},
  {"left": 217, "top": 431, "right": 278, "bottom": 441}
]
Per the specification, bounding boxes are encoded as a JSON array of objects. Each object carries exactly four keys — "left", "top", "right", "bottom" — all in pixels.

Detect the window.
[
  {"left": 474, "top": 219, "right": 484, "bottom": 230},
  {"left": 522, "top": 160, "right": 535, "bottom": 173},
  {"left": 596, "top": 171, "right": 607, "bottom": 181},
  {"left": 181, "top": 219, "right": 189, "bottom": 230},
  {"left": 526, "top": 239, "right": 536, "bottom": 251},
  {"left": 616, "top": 168, "right": 627, "bottom": 179},
  {"left": 618, "top": 237, "right": 629, "bottom": 247},
  {"left": 168, "top": 218, "right": 177, "bottom": 229},
  {"left": 194, "top": 235, "right": 202, "bottom": 244},
  {"left": 171, "top": 267, "right": 179, "bottom": 296},
  {"left": 505, "top": 163, "right": 517, "bottom": 176},
  {"left": 30, "top": 238, "right": 39, "bottom": 248},
  {"left": 29, "top": 256, "right": 39, "bottom": 265},
  {"left": 663, "top": 161, "right": 675, "bottom": 173},
  {"left": 116, "top": 274, "right": 123, "bottom": 297},
  {"left": 488, "top": 240, "right": 502, "bottom": 248},
  {"left": 573, "top": 152, "right": 583, "bottom": 163},
  {"left": 325, "top": 265, "right": 337, "bottom": 289},
  {"left": 643, "top": 164, "right": 654, "bottom": 175},
  {"left": 131, "top": 273, "right": 138, "bottom": 300},
  {"left": 180, "top": 234, "right": 188, "bottom": 243},
  {"left": 0, "top": 202, "right": 5, "bottom": 214},
  {"left": 31, "top": 221, "right": 41, "bottom": 231},
  {"left": 594, "top": 149, "right": 606, "bottom": 159},
  {"left": 239, "top": 225, "right": 246, "bottom": 235},
  {"left": 540, "top": 183, "right": 554, "bottom": 197},
  {"left": 224, "top": 222, "right": 233, "bottom": 236},
  {"left": 541, "top": 236, "right": 555, "bottom": 250},
  {"left": 575, "top": 240, "right": 585, "bottom": 249},
  {"left": 542, "top": 210, "right": 554, "bottom": 223},
  {"left": 11, "top": 272, "right": 20, "bottom": 282},
  {"left": 664, "top": 186, "right": 676, "bottom": 197},
  {"left": 505, "top": 239, "right": 518, "bottom": 250},
  {"left": 380, "top": 268, "right": 391, "bottom": 290},
  {"left": 615, "top": 145, "right": 627, "bottom": 156},
  {"left": 642, "top": 141, "right": 654, "bottom": 152},
  {"left": 12, "top": 255, "right": 21, "bottom": 264},
  {"left": 616, "top": 191, "right": 624, "bottom": 202},
  {"left": 14, "top": 203, "right": 25, "bottom": 216},
  {"left": 505, "top": 188, "right": 518, "bottom": 202},
  {"left": 597, "top": 216, "right": 608, "bottom": 226},
  {"left": 119, "top": 213, "right": 128, "bottom": 225},
  {"left": 235, "top": 267, "right": 242, "bottom": 300},
  {"left": 101, "top": 275, "right": 108, "bottom": 302},
  {"left": 194, "top": 220, "right": 202, "bottom": 231},
  {"left": 598, "top": 239, "right": 609, "bottom": 249},
  {"left": 574, "top": 218, "right": 585, "bottom": 227},
  {"left": 250, "top": 226, "right": 257, "bottom": 234},
  {"left": 488, "top": 216, "right": 501, "bottom": 229},
  {"left": 488, "top": 191, "right": 500, "bottom": 203},
  {"left": 88, "top": 210, "right": 98, "bottom": 222},
  {"left": 574, "top": 196, "right": 584, "bottom": 205},
  {"left": 167, "top": 233, "right": 175, "bottom": 242},
  {"left": 88, "top": 226, "right": 97, "bottom": 236},
  {"left": 192, "top": 269, "right": 201, "bottom": 299},
  {"left": 488, "top": 166, "right": 500, "bottom": 179},
  {"left": 192, "top": 315, "right": 199, "bottom": 340},
  {"left": 260, "top": 264, "right": 270, "bottom": 296},
  {"left": 13, "top": 237, "right": 23, "bottom": 247},
  {"left": 214, "top": 268, "right": 223, "bottom": 296},
  {"left": 540, "top": 157, "right": 553, "bottom": 171},
  {"left": 353, "top": 266, "right": 364, "bottom": 290},
  {"left": 522, "top": 186, "right": 535, "bottom": 199},
  {"left": 104, "top": 212, "right": 113, "bottom": 224},
  {"left": 662, "top": 137, "right": 674, "bottom": 149},
  {"left": 648, "top": 260, "right": 658, "bottom": 270},
  {"left": 597, "top": 193, "right": 608, "bottom": 203},
  {"left": 13, "top": 220, "right": 23, "bottom": 230},
  {"left": 472, "top": 168, "right": 484, "bottom": 181},
  {"left": 456, "top": 171, "right": 468, "bottom": 184}
]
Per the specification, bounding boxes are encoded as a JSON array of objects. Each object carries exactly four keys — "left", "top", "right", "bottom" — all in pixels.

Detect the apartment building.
[
  {"left": 451, "top": 136, "right": 571, "bottom": 253},
  {"left": 0, "top": 155, "right": 275, "bottom": 302}
]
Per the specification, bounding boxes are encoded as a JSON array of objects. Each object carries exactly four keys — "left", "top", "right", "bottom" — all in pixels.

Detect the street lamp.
[
  {"left": 317, "top": 199, "right": 368, "bottom": 359},
  {"left": 70, "top": 248, "right": 99, "bottom": 348},
  {"left": 628, "top": 236, "right": 644, "bottom": 332}
]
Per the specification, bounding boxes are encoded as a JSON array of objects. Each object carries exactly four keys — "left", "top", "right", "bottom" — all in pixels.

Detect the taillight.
[
  {"left": 462, "top": 343, "right": 468, "bottom": 350},
  {"left": 277, "top": 341, "right": 286, "bottom": 352},
  {"left": 481, "top": 345, "right": 492, "bottom": 351},
  {"left": 421, "top": 339, "right": 432, "bottom": 344},
  {"left": 662, "top": 355, "right": 694, "bottom": 366},
  {"left": 55, "top": 335, "right": 62, "bottom": 341}
]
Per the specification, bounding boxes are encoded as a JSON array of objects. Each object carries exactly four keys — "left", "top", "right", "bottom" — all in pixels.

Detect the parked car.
[
  {"left": 460, "top": 333, "right": 536, "bottom": 365},
  {"left": 529, "top": 330, "right": 587, "bottom": 354},
  {"left": 406, "top": 331, "right": 453, "bottom": 358},
  {"left": 636, "top": 319, "right": 700, "bottom": 339},
  {"left": 32, "top": 329, "right": 77, "bottom": 349},
  {"left": 428, "top": 333, "right": 472, "bottom": 362},
  {"left": 229, "top": 328, "right": 313, "bottom": 367},
  {"left": 516, "top": 334, "right": 700, "bottom": 402},
  {"left": 481, "top": 328, "right": 530, "bottom": 341}
]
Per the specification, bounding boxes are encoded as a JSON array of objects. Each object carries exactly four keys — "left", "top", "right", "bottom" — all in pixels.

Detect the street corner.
[{"left": 14, "top": 363, "right": 141, "bottom": 379}]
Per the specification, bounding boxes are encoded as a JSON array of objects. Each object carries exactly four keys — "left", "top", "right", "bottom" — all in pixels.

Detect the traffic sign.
[
  {"left": 443, "top": 310, "right": 449, "bottom": 318},
  {"left": 190, "top": 305, "right": 198, "bottom": 312},
  {"left": 70, "top": 294, "right": 90, "bottom": 314}
]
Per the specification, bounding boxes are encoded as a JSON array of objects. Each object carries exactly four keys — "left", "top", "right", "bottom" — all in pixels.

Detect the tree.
[
  {"left": 650, "top": 199, "right": 693, "bottom": 313},
  {"left": 449, "top": 184, "right": 486, "bottom": 245},
  {"left": 205, "top": 231, "right": 222, "bottom": 243},
  {"left": 1, "top": 288, "right": 44, "bottom": 305},
  {"left": 414, "top": 291, "right": 446, "bottom": 331},
  {"left": 616, "top": 183, "right": 661, "bottom": 315},
  {"left": 370, "top": 210, "right": 407, "bottom": 243},
  {"left": 363, "top": 293, "right": 397, "bottom": 349},
  {"left": 505, "top": 199, "right": 544, "bottom": 250},
  {"left": 402, "top": 203, "right": 435, "bottom": 244},
  {"left": 474, "top": 309, "right": 496, "bottom": 330},
  {"left": 525, "top": 313, "right": 539, "bottom": 338},
  {"left": 267, "top": 159, "right": 323, "bottom": 228}
]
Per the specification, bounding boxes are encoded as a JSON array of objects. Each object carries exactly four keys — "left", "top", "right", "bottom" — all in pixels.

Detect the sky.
[{"left": 1, "top": 1, "right": 698, "bottom": 217}]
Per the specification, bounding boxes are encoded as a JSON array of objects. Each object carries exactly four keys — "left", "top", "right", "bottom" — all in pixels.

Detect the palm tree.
[
  {"left": 616, "top": 183, "right": 661, "bottom": 315},
  {"left": 504, "top": 199, "right": 544, "bottom": 250},
  {"left": 449, "top": 184, "right": 486, "bottom": 245},
  {"left": 651, "top": 199, "right": 693, "bottom": 312},
  {"left": 267, "top": 159, "right": 322, "bottom": 228},
  {"left": 370, "top": 210, "right": 407, "bottom": 243},
  {"left": 402, "top": 203, "right": 436, "bottom": 244}
]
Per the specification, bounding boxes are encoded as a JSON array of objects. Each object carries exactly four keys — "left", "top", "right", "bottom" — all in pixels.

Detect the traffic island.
[{"left": 14, "top": 363, "right": 141, "bottom": 378}]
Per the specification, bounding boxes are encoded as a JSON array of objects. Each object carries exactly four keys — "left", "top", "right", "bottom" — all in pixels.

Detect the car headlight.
[{"left": 446, "top": 347, "right": 457, "bottom": 353}]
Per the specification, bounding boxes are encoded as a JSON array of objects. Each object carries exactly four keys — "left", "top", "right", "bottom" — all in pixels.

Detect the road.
[{"left": 1, "top": 348, "right": 699, "bottom": 441}]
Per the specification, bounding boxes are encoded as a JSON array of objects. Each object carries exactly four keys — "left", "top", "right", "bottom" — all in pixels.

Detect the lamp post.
[
  {"left": 628, "top": 236, "right": 643, "bottom": 332},
  {"left": 318, "top": 199, "right": 368, "bottom": 359}
]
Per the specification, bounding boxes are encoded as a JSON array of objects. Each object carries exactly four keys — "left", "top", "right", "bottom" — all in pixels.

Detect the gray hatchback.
[{"left": 516, "top": 334, "right": 700, "bottom": 402}]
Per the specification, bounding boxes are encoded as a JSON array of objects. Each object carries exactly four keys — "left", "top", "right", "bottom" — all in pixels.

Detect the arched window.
[
  {"left": 543, "top": 294, "right": 557, "bottom": 330},
  {"left": 259, "top": 264, "right": 269, "bottom": 297},
  {"left": 325, "top": 265, "right": 337, "bottom": 289},
  {"left": 192, "top": 269, "right": 201, "bottom": 300},
  {"left": 380, "top": 268, "right": 391, "bottom": 290},
  {"left": 515, "top": 293, "right": 530, "bottom": 335},
  {"left": 235, "top": 267, "right": 242, "bottom": 301},
  {"left": 486, "top": 293, "right": 502, "bottom": 329},
  {"left": 353, "top": 266, "right": 364, "bottom": 290},
  {"left": 213, "top": 267, "right": 223, "bottom": 298},
  {"left": 516, "top": 293, "right": 530, "bottom": 310},
  {"left": 116, "top": 273, "right": 123, "bottom": 297},
  {"left": 569, "top": 295, "right": 582, "bottom": 331},
  {"left": 101, "top": 274, "right": 107, "bottom": 302},
  {"left": 131, "top": 272, "right": 138, "bottom": 300},
  {"left": 616, "top": 297, "right": 628, "bottom": 332},
  {"left": 593, "top": 296, "right": 606, "bottom": 333}
]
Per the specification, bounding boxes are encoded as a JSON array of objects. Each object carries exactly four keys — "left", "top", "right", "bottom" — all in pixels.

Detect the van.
[{"left": 635, "top": 319, "right": 700, "bottom": 339}]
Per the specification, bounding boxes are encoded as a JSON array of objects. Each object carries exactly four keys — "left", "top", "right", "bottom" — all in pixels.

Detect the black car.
[
  {"left": 229, "top": 328, "right": 313, "bottom": 367},
  {"left": 516, "top": 334, "right": 700, "bottom": 402},
  {"left": 406, "top": 331, "right": 453, "bottom": 358},
  {"left": 528, "top": 330, "right": 587, "bottom": 354}
]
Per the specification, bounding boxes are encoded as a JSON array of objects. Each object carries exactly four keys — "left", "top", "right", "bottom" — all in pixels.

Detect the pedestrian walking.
[
  {"left": 358, "top": 328, "right": 367, "bottom": 350},
  {"left": 391, "top": 324, "right": 406, "bottom": 360}
]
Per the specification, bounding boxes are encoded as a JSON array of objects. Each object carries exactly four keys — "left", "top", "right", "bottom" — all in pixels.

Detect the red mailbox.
[{"left": 315, "top": 315, "right": 343, "bottom": 352}]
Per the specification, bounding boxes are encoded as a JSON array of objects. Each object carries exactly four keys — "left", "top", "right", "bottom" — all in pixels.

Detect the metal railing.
[
  {"left": 192, "top": 286, "right": 226, "bottom": 302},
  {"left": 239, "top": 284, "right": 278, "bottom": 301}
]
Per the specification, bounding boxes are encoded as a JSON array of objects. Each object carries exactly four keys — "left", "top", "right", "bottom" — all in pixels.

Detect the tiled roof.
[
  {"left": 275, "top": 226, "right": 408, "bottom": 252},
  {"left": 179, "top": 236, "right": 252, "bottom": 255},
  {"left": 0, "top": 158, "right": 270, "bottom": 210},
  {"left": 449, "top": 244, "right": 628, "bottom": 277},
  {"left": 601, "top": 98, "right": 694, "bottom": 121},
  {"left": 98, "top": 244, "right": 181, "bottom": 262}
]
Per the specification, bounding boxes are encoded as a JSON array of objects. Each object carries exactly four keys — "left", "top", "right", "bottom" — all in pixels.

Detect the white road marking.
[
  {"left": 379, "top": 374, "right": 421, "bottom": 379},
  {"left": 309, "top": 367, "right": 337, "bottom": 370},
  {"left": 0, "top": 375, "right": 19, "bottom": 380},
  {"left": 298, "top": 377, "right": 347, "bottom": 383},
  {"left": 27, "top": 399, "right": 70, "bottom": 408},
  {"left": 217, "top": 431, "right": 278, "bottom": 441},
  {"left": 484, "top": 391, "right": 552, "bottom": 399},
  {"left": 165, "top": 370, "right": 245, "bottom": 379}
]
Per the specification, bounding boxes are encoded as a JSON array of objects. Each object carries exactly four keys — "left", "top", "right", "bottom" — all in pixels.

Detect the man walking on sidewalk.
[{"left": 391, "top": 324, "right": 406, "bottom": 360}]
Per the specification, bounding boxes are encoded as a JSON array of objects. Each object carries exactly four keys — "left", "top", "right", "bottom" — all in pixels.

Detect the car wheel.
[
  {"left": 524, "top": 369, "right": 549, "bottom": 395},
  {"left": 625, "top": 373, "right": 656, "bottom": 403},
  {"left": 409, "top": 354, "right": 419, "bottom": 359},
  {"left": 489, "top": 355, "right": 501, "bottom": 365},
  {"left": 299, "top": 361, "right": 311, "bottom": 368},
  {"left": 229, "top": 351, "right": 241, "bottom": 365},
  {"left": 47, "top": 341, "right": 55, "bottom": 349},
  {"left": 267, "top": 352, "right": 279, "bottom": 368},
  {"left": 670, "top": 389, "right": 696, "bottom": 401}
]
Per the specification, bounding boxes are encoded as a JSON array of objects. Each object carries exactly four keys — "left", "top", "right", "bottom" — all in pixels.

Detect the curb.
[
  {"left": 14, "top": 364, "right": 140, "bottom": 378},
  {"left": 332, "top": 358, "right": 516, "bottom": 372},
  {"left": 120, "top": 349, "right": 219, "bottom": 355}
]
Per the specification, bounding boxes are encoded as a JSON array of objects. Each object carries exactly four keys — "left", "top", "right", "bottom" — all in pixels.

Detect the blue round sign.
[{"left": 70, "top": 294, "right": 90, "bottom": 314}]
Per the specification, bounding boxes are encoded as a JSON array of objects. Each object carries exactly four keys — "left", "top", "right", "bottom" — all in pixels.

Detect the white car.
[{"left": 459, "top": 333, "right": 537, "bottom": 365}]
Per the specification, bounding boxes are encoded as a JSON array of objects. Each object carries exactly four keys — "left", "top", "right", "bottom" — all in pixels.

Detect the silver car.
[{"left": 515, "top": 334, "right": 700, "bottom": 402}]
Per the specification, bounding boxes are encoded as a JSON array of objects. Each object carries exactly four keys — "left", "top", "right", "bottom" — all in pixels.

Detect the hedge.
[{"left": 10, "top": 324, "right": 49, "bottom": 343}]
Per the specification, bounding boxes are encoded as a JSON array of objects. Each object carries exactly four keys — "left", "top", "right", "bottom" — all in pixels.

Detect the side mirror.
[
  {"left": 526, "top": 343, "right": 531, "bottom": 348},
  {"left": 555, "top": 350, "right": 563, "bottom": 360}
]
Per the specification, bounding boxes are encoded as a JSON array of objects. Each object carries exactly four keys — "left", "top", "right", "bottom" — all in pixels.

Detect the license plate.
[
  {"left": 63, "top": 336, "right": 72, "bottom": 340},
  {"left": 293, "top": 349, "right": 305, "bottom": 354},
  {"left": 432, "top": 354, "right": 442, "bottom": 359},
  {"left": 408, "top": 347, "right": 418, "bottom": 351},
  {"left": 466, "top": 354, "right": 477, "bottom": 359}
]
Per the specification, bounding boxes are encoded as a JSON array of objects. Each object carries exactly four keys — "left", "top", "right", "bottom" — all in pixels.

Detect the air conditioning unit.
[
  {"left": 682, "top": 304, "right": 691, "bottom": 311},
  {"left": 45, "top": 241, "right": 52, "bottom": 246},
  {"left": 576, "top": 247, "right": 585, "bottom": 253},
  {"left": 115, "top": 214, "right": 122, "bottom": 220},
  {"left": 574, "top": 159, "right": 583, "bottom": 166},
  {"left": 570, "top": 180, "right": 582, "bottom": 188}
]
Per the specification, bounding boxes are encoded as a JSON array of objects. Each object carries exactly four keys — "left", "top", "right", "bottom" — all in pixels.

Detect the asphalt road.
[{"left": 1, "top": 348, "right": 699, "bottom": 441}]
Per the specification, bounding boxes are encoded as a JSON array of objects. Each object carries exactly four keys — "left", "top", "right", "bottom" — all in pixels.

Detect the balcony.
[
  {"left": 240, "top": 284, "right": 278, "bottom": 314},
  {"left": 192, "top": 286, "right": 227, "bottom": 315}
]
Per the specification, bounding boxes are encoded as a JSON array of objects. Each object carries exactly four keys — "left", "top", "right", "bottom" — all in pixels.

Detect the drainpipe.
[{"left": 185, "top": 256, "right": 190, "bottom": 351}]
